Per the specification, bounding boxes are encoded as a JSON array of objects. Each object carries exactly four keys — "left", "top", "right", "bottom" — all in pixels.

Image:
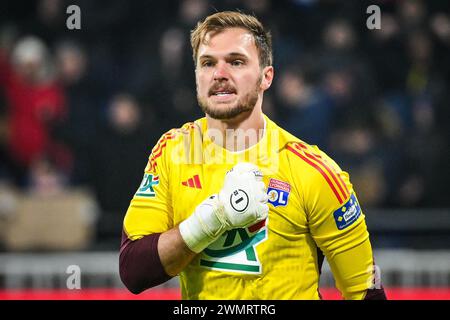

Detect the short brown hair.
[{"left": 190, "top": 11, "right": 273, "bottom": 68}]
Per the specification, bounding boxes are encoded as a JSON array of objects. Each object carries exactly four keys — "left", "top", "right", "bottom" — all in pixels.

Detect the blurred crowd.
[{"left": 0, "top": 0, "right": 449, "bottom": 247}]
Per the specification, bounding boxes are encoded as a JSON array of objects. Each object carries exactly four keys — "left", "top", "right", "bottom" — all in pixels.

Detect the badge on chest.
[{"left": 267, "top": 178, "right": 291, "bottom": 207}]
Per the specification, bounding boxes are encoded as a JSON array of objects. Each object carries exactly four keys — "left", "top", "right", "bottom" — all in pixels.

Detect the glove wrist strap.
[{"left": 179, "top": 195, "right": 227, "bottom": 253}]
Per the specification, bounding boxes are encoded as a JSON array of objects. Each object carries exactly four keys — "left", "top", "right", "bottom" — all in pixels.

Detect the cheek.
[
  {"left": 196, "top": 74, "right": 208, "bottom": 94},
  {"left": 239, "top": 74, "right": 258, "bottom": 91}
]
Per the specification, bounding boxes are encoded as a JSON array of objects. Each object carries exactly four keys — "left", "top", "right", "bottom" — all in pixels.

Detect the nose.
[{"left": 213, "top": 61, "right": 230, "bottom": 81}]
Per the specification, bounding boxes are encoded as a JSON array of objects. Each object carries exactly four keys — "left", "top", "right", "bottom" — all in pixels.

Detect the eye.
[
  {"left": 201, "top": 60, "right": 214, "bottom": 68},
  {"left": 231, "top": 60, "right": 244, "bottom": 67}
]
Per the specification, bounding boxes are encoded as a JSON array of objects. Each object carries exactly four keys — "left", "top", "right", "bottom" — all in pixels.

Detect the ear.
[{"left": 260, "top": 66, "right": 274, "bottom": 91}]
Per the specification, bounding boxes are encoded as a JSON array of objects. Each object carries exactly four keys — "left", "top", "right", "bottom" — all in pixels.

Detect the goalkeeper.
[{"left": 119, "top": 11, "right": 386, "bottom": 300}]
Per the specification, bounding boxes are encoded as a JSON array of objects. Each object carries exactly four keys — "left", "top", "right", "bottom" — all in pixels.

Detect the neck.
[{"left": 206, "top": 104, "right": 265, "bottom": 152}]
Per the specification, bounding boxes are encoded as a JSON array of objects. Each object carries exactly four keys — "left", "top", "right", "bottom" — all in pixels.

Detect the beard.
[{"left": 197, "top": 76, "right": 261, "bottom": 120}]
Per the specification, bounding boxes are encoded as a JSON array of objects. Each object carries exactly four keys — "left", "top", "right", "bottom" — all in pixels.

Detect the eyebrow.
[
  {"left": 227, "top": 52, "right": 248, "bottom": 59},
  {"left": 198, "top": 52, "right": 248, "bottom": 60}
]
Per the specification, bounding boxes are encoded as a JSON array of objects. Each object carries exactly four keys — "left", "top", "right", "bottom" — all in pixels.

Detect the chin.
[
  {"left": 210, "top": 102, "right": 237, "bottom": 111},
  {"left": 198, "top": 94, "right": 255, "bottom": 120},
  {"left": 208, "top": 106, "right": 253, "bottom": 120},
  {"left": 206, "top": 101, "right": 237, "bottom": 113}
]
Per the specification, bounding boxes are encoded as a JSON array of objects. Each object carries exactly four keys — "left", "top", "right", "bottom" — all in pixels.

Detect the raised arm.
[{"left": 120, "top": 161, "right": 268, "bottom": 294}]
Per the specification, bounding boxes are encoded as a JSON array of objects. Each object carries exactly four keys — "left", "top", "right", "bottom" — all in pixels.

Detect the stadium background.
[{"left": 0, "top": 0, "right": 449, "bottom": 299}]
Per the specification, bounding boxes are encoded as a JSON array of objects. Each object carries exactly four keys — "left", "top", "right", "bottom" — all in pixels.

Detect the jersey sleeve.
[
  {"left": 123, "top": 130, "right": 176, "bottom": 241},
  {"left": 288, "top": 142, "right": 374, "bottom": 299}
]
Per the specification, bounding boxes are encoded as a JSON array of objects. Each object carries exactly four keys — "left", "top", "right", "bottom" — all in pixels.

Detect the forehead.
[{"left": 198, "top": 27, "right": 257, "bottom": 58}]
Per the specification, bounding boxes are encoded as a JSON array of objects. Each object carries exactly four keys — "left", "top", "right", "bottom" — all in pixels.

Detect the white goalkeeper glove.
[{"left": 179, "top": 162, "right": 269, "bottom": 253}]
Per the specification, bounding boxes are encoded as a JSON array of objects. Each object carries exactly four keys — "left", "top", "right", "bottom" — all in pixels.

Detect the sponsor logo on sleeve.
[
  {"left": 333, "top": 193, "right": 361, "bottom": 230},
  {"left": 135, "top": 174, "right": 159, "bottom": 197}
]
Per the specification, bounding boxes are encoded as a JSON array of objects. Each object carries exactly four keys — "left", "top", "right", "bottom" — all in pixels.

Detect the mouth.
[
  {"left": 208, "top": 87, "right": 237, "bottom": 103},
  {"left": 208, "top": 86, "right": 237, "bottom": 97},
  {"left": 209, "top": 91, "right": 237, "bottom": 103},
  {"left": 212, "top": 91, "right": 235, "bottom": 96}
]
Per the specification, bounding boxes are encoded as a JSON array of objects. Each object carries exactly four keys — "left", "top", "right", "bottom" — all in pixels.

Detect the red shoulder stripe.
[
  {"left": 286, "top": 145, "right": 344, "bottom": 204},
  {"left": 152, "top": 136, "right": 175, "bottom": 160},
  {"left": 149, "top": 135, "right": 176, "bottom": 172},
  {"left": 152, "top": 132, "right": 175, "bottom": 155},
  {"left": 293, "top": 144, "right": 349, "bottom": 200}
]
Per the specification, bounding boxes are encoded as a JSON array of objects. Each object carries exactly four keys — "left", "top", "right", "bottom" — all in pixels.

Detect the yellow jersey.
[{"left": 123, "top": 115, "right": 375, "bottom": 300}]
